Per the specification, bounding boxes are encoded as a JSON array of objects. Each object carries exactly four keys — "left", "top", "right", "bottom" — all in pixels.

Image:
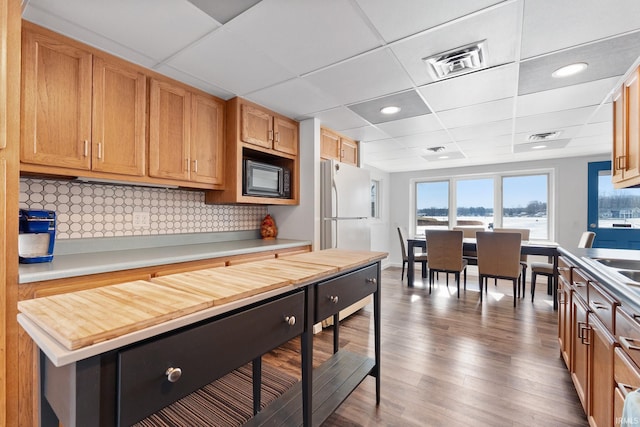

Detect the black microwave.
[{"left": 243, "top": 159, "right": 291, "bottom": 198}]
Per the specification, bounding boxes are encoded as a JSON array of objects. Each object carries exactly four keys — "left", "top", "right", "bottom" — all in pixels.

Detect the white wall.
[
  {"left": 367, "top": 165, "right": 391, "bottom": 268},
  {"left": 269, "top": 118, "right": 321, "bottom": 249},
  {"left": 385, "top": 154, "right": 609, "bottom": 267}
]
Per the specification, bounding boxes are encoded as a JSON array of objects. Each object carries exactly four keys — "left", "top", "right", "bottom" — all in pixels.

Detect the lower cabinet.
[
  {"left": 571, "top": 292, "right": 589, "bottom": 412},
  {"left": 588, "top": 313, "right": 615, "bottom": 427}
]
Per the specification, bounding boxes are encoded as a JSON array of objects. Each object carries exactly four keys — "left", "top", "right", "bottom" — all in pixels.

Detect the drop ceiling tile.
[
  {"left": 577, "top": 122, "right": 612, "bottom": 138},
  {"left": 391, "top": 2, "right": 520, "bottom": 86},
  {"left": 567, "top": 135, "right": 612, "bottom": 151},
  {"left": 515, "top": 105, "right": 598, "bottom": 133},
  {"left": 396, "top": 130, "right": 453, "bottom": 149},
  {"left": 419, "top": 63, "right": 518, "bottom": 112},
  {"left": 355, "top": 0, "right": 505, "bottom": 43},
  {"left": 24, "top": 0, "right": 219, "bottom": 62},
  {"left": 367, "top": 157, "right": 429, "bottom": 172},
  {"left": 521, "top": 0, "right": 640, "bottom": 59},
  {"left": 166, "top": 28, "right": 295, "bottom": 96},
  {"left": 360, "top": 139, "right": 405, "bottom": 154},
  {"left": 348, "top": 90, "right": 431, "bottom": 124},
  {"left": 449, "top": 119, "right": 513, "bottom": 141},
  {"left": 517, "top": 77, "right": 619, "bottom": 117},
  {"left": 376, "top": 114, "right": 443, "bottom": 137},
  {"left": 154, "top": 64, "right": 235, "bottom": 100},
  {"left": 224, "top": 0, "right": 381, "bottom": 75},
  {"left": 303, "top": 48, "right": 415, "bottom": 105},
  {"left": 437, "top": 98, "right": 514, "bottom": 129},
  {"left": 518, "top": 31, "right": 640, "bottom": 95},
  {"left": 339, "top": 126, "right": 390, "bottom": 142},
  {"left": 311, "top": 107, "right": 370, "bottom": 131},
  {"left": 245, "top": 78, "right": 341, "bottom": 119},
  {"left": 590, "top": 103, "right": 613, "bottom": 124},
  {"left": 456, "top": 134, "right": 513, "bottom": 150}
]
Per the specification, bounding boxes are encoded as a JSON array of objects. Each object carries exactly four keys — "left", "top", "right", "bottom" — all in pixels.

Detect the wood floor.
[{"left": 263, "top": 266, "right": 588, "bottom": 426}]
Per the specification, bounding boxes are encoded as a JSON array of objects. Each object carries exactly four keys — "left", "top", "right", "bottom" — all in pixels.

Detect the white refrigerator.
[{"left": 321, "top": 159, "right": 371, "bottom": 251}]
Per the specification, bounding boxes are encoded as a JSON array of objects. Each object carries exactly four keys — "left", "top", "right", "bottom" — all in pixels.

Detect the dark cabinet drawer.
[
  {"left": 117, "top": 290, "right": 304, "bottom": 426},
  {"left": 315, "top": 264, "right": 378, "bottom": 322}
]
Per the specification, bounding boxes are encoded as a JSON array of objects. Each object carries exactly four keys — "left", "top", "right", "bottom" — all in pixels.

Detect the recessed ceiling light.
[
  {"left": 380, "top": 106, "right": 401, "bottom": 115},
  {"left": 531, "top": 145, "right": 547, "bottom": 150},
  {"left": 552, "top": 62, "right": 588, "bottom": 78},
  {"left": 438, "top": 155, "right": 450, "bottom": 159}
]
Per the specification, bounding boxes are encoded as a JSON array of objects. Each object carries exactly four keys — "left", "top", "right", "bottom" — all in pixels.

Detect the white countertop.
[{"left": 19, "top": 236, "right": 311, "bottom": 284}]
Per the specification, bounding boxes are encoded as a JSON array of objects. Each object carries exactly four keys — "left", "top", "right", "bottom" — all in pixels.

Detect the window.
[
  {"left": 502, "top": 174, "right": 548, "bottom": 239},
  {"left": 415, "top": 172, "right": 551, "bottom": 240},
  {"left": 597, "top": 170, "right": 640, "bottom": 228},
  {"left": 456, "top": 178, "right": 493, "bottom": 229},
  {"left": 371, "top": 180, "right": 380, "bottom": 218},
  {"left": 416, "top": 180, "right": 449, "bottom": 235}
]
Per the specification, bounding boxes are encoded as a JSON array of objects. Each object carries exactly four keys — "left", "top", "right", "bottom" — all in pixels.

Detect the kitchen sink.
[
  {"left": 619, "top": 270, "right": 640, "bottom": 283},
  {"left": 595, "top": 258, "right": 640, "bottom": 270}
]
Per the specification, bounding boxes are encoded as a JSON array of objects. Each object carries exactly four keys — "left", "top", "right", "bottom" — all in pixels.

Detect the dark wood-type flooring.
[{"left": 263, "top": 266, "right": 588, "bottom": 426}]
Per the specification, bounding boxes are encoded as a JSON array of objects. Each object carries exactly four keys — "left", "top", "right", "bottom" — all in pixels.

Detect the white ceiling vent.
[
  {"left": 528, "top": 131, "right": 562, "bottom": 142},
  {"left": 423, "top": 40, "right": 487, "bottom": 80}
]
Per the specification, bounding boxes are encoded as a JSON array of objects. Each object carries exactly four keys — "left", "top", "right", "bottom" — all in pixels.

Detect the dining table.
[{"left": 407, "top": 236, "right": 560, "bottom": 310}]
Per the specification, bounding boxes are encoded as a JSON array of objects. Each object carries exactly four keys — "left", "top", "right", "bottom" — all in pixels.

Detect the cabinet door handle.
[
  {"left": 185, "top": 158, "right": 190, "bottom": 173},
  {"left": 618, "top": 155, "right": 627, "bottom": 170},
  {"left": 268, "top": 129, "right": 274, "bottom": 141},
  {"left": 620, "top": 336, "right": 640, "bottom": 352},
  {"left": 328, "top": 295, "right": 339, "bottom": 304},
  {"left": 97, "top": 142, "right": 102, "bottom": 160},
  {"left": 83, "top": 140, "right": 89, "bottom": 157},
  {"left": 581, "top": 324, "right": 591, "bottom": 346},
  {"left": 192, "top": 159, "right": 198, "bottom": 174},
  {"left": 577, "top": 321, "right": 585, "bottom": 339},
  {"left": 284, "top": 315, "right": 296, "bottom": 326},
  {"left": 165, "top": 367, "right": 182, "bottom": 383},
  {"left": 275, "top": 131, "right": 279, "bottom": 143}
]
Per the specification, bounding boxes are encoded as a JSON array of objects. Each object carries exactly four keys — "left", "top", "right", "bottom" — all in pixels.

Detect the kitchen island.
[{"left": 18, "top": 249, "right": 387, "bottom": 426}]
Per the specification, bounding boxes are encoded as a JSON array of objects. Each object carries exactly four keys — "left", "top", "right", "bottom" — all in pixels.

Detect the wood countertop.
[{"left": 18, "top": 249, "right": 387, "bottom": 366}]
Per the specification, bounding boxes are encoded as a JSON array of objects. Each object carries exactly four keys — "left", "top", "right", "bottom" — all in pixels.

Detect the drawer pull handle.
[
  {"left": 592, "top": 301, "right": 609, "bottom": 310},
  {"left": 366, "top": 278, "right": 377, "bottom": 284},
  {"left": 618, "top": 382, "right": 636, "bottom": 398},
  {"left": 620, "top": 336, "right": 640, "bottom": 352},
  {"left": 285, "top": 315, "right": 296, "bottom": 326},
  {"left": 328, "top": 295, "right": 339, "bottom": 304},
  {"left": 165, "top": 367, "right": 182, "bottom": 383},
  {"left": 574, "top": 282, "right": 586, "bottom": 287}
]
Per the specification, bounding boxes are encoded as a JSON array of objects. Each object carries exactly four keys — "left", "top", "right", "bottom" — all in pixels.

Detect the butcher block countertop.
[{"left": 18, "top": 249, "right": 387, "bottom": 366}]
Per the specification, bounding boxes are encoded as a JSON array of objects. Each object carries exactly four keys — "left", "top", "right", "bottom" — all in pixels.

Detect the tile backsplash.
[{"left": 19, "top": 178, "right": 267, "bottom": 239}]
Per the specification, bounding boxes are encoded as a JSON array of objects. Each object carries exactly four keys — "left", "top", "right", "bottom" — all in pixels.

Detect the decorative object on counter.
[
  {"left": 18, "top": 209, "right": 56, "bottom": 263},
  {"left": 260, "top": 214, "right": 278, "bottom": 239}
]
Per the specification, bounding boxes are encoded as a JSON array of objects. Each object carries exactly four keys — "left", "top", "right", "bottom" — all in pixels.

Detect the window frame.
[{"left": 412, "top": 168, "right": 555, "bottom": 240}]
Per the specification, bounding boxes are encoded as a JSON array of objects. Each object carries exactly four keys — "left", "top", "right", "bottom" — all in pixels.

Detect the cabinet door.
[
  {"left": 92, "top": 57, "right": 146, "bottom": 176},
  {"left": 571, "top": 295, "right": 589, "bottom": 412},
  {"left": 558, "top": 276, "right": 571, "bottom": 367},
  {"left": 320, "top": 128, "right": 340, "bottom": 161},
  {"left": 340, "top": 138, "right": 358, "bottom": 165},
  {"left": 241, "top": 104, "right": 273, "bottom": 149},
  {"left": 190, "top": 94, "right": 224, "bottom": 185},
  {"left": 625, "top": 68, "right": 640, "bottom": 180},
  {"left": 149, "top": 79, "right": 190, "bottom": 181},
  {"left": 589, "top": 314, "right": 614, "bottom": 427},
  {"left": 273, "top": 116, "right": 298, "bottom": 155},
  {"left": 613, "top": 87, "right": 625, "bottom": 183},
  {"left": 21, "top": 29, "right": 92, "bottom": 170}
]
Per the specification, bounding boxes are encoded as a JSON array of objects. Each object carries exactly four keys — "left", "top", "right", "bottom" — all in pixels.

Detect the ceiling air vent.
[
  {"left": 423, "top": 40, "right": 487, "bottom": 80},
  {"left": 528, "top": 131, "right": 562, "bottom": 142}
]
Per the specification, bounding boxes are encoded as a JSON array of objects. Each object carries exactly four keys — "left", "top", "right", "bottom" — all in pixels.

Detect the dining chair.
[
  {"left": 425, "top": 230, "right": 468, "bottom": 297},
  {"left": 530, "top": 231, "right": 595, "bottom": 301},
  {"left": 397, "top": 227, "right": 428, "bottom": 280},
  {"left": 476, "top": 231, "right": 522, "bottom": 307},
  {"left": 452, "top": 226, "right": 484, "bottom": 267},
  {"left": 493, "top": 228, "right": 530, "bottom": 297}
]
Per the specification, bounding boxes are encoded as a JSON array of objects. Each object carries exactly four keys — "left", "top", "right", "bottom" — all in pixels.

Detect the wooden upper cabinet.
[
  {"left": 613, "top": 65, "right": 640, "bottom": 188},
  {"left": 21, "top": 24, "right": 146, "bottom": 176},
  {"left": 320, "top": 126, "right": 358, "bottom": 166},
  {"left": 190, "top": 93, "right": 224, "bottom": 185},
  {"left": 241, "top": 103, "right": 297, "bottom": 156},
  {"left": 149, "top": 78, "right": 225, "bottom": 186},
  {"left": 21, "top": 28, "right": 92, "bottom": 170},
  {"left": 91, "top": 57, "right": 146, "bottom": 176}
]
